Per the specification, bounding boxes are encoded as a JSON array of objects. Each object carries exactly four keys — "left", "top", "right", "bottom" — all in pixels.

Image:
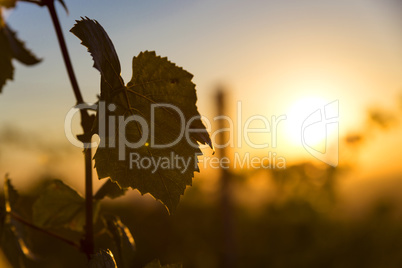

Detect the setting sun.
[{"left": 284, "top": 96, "right": 330, "bottom": 147}]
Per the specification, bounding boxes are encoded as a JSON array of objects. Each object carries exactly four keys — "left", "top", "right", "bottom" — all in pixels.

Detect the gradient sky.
[{"left": 1, "top": 0, "right": 402, "bottom": 190}]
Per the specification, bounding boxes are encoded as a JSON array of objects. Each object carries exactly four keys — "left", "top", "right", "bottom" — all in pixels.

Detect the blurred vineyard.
[
  {"left": 2, "top": 157, "right": 402, "bottom": 267},
  {"left": 2, "top": 90, "right": 402, "bottom": 267}
]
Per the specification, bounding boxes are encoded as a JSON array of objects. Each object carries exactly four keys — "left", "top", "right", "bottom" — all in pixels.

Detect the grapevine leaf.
[
  {"left": 70, "top": 18, "right": 212, "bottom": 214},
  {"left": 94, "top": 179, "right": 127, "bottom": 200},
  {"left": 144, "top": 259, "right": 183, "bottom": 268},
  {"left": 32, "top": 180, "right": 100, "bottom": 232},
  {"left": 0, "top": 0, "right": 16, "bottom": 8},
  {"left": 0, "top": 10, "right": 41, "bottom": 92},
  {"left": 105, "top": 215, "right": 135, "bottom": 268},
  {"left": 57, "top": 0, "right": 69, "bottom": 14},
  {"left": 0, "top": 15, "right": 13, "bottom": 92},
  {"left": 1, "top": 176, "right": 37, "bottom": 267},
  {"left": 4, "top": 24, "right": 41, "bottom": 65},
  {"left": 0, "top": 200, "right": 4, "bottom": 235},
  {"left": 4, "top": 174, "right": 19, "bottom": 213},
  {"left": 89, "top": 249, "right": 117, "bottom": 268},
  {"left": 70, "top": 17, "right": 123, "bottom": 96},
  {"left": 1, "top": 222, "right": 37, "bottom": 268}
]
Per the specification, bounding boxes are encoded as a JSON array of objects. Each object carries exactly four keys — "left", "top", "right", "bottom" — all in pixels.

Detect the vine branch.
[
  {"left": 41, "top": 0, "right": 95, "bottom": 258},
  {"left": 10, "top": 212, "right": 80, "bottom": 249},
  {"left": 44, "top": 0, "right": 83, "bottom": 104}
]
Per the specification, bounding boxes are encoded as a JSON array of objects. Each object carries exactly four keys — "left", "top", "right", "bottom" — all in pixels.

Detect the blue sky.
[{"left": 2, "top": 1, "right": 401, "bottom": 128}]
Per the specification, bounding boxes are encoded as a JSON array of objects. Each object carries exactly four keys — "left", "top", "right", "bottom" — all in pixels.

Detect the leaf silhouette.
[
  {"left": 32, "top": 180, "right": 100, "bottom": 232},
  {"left": 71, "top": 18, "right": 211, "bottom": 213},
  {"left": 4, "top": 24, "right": 41, "bottom": 65},
  {"left": 0, "top": 15, "right": 14, "bottom": 92},
  {"left": 69, "top": 17, "right": 123, "bottom": 94},
  {"left": 105, "top": 215, "right": 136, "bottom": 268},
  {"left": 0, "top": 0, "right": 16, "bottom": 8},
  {"left": 94, "top": 179, "right": 128, "bottom": 200},
  {"left": 1, "top": 176, "right": 37, "bottom": 267},
  {"left": 4, "top": 174, "right": 18, "bottom": 213},
  {"left": 56, "top": 0, "right": 69, "bottom": 14},
  {"left": 89, "top": 249, "right": 117, "bottom": 268},
  {"left": 0, "top": 10, "right": 41, "bottom": 92}
]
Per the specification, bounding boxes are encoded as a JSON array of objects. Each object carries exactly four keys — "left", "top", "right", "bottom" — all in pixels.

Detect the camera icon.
[{"left": 301, "top": 100, "right": 339, "bottom": 166}]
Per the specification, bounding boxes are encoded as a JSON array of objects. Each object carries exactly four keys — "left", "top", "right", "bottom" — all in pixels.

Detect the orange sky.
[{"left": 1, "top": 1, "right": 402, "bottom": 197}]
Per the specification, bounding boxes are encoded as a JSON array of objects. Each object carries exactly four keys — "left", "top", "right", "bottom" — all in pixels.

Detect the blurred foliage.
[
  {"left": 0, "top": 5, "right": 41, "bottom": 92},
  {"left": 2, "top": 162, "right": 402, "bottom": 267},
  {"left": 89, "top": 249, "right": 117, "bottom": 268},
  {"left": 32, "top": 180, "right": 100, "bottom": 232}
]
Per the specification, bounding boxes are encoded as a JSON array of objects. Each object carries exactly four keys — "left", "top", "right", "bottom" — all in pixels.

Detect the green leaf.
[
  {"left": 70, "top": 18, "right": 212, "bottom": 214},
  {"left": 144, "top": 259, "right": 183, "bottom": 268},
  {"left": 89, "top": 249, "right": 117, "bottom": 268},
  {"left": 105, "top": 215, "right": 135, "bottom": 268},
  {"left": 32, "top": 180, "right": 100, "bottom": 232},
  {"left": 94, "top": 179, "right": 127, "bottom": 200}
]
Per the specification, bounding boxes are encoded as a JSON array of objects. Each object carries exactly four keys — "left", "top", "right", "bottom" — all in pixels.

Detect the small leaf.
[
  {"left": 1, "top": 176, "right": 37, "bottom": 267},
  {"left": 144, "top": 259, "right": 183, "bottom": 268},
  {"left": 105, "top": 215, "right": 135, "bottom": 268},
  {"left": 57, "top": 0, "right": 69, "bottom": 14},
  {"left": 89, "top": 249, "right": 117, "bottom": 268},
  {"left": 94, "top": 179, "right": 128, "bottom": 200},
  {"left": 0, "top": 0, "right": 16, "bottom": 8},
  {"left": 0, "top": 10, "right": 41, "bottom": 92},
  {"left": 32, "top": 180, "right": 100, "bottom": 232},
  {"left": 4, "top": 174, "right": 19, "bottom": 213},
  {"left": 70, "top": 17, "right": 123, "bottom": 95},
  {"left": 4, "top": 24, "right": 41, "bottom": 65},
  {"left": 0, "top": 222, "right": 37, "bottom": 268},
  {"left": 71, "top": 18, "right": 212, "bottom": 214},
  {"left": 0, "top": 201, "right": 4, "bottom": 235},
  {"left": 0, "top": 17, "right": 13, "bottom": 92}
]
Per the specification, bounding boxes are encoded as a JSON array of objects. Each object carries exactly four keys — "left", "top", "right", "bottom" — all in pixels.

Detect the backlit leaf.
[
  {"left": 71, "top": 18, "right": 211, "bottom": 214},
  {"left": 89, "top": 249, "right": 117, "bottom": 268},
  {"left": 1, "top": 176, "right": 37, "bottom": 267},
  {"left": 105, "top": 215, "right": 135, "bottom": 268},
  {"left": 144, "top": 259, "right": 183, "bottom": 268},
  {"left": 0, "top": 222, "right": 37, "bottom": 268},
  {"left": 32, "top": 180, "right": 100, "bottom": 232},
  {"left": 94, "top": 179, "right": 127, "bottom": 200},
  {"left": 4, "top": 174, "right": 18, "bottom": 213},
  {"left": 70, "top": 17, "right": 122, "bottom": 94}
]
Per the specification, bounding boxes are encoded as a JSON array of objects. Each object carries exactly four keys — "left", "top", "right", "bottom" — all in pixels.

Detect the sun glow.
[{"left": 284, "top": 96, "right": 333, "bottom": 148}]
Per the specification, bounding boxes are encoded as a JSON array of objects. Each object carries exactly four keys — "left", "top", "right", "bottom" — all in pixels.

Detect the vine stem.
[
  {"left": 43, "top": 0, "right": 94, "bottom": 258},
  {"left": 44, "top": 0, "right": 83, "bottom": 104}
]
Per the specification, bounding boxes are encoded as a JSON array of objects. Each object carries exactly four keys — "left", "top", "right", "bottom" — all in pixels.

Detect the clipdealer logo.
[{"left": 64, "top": 100, "right": 339, "bottom": 170}]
